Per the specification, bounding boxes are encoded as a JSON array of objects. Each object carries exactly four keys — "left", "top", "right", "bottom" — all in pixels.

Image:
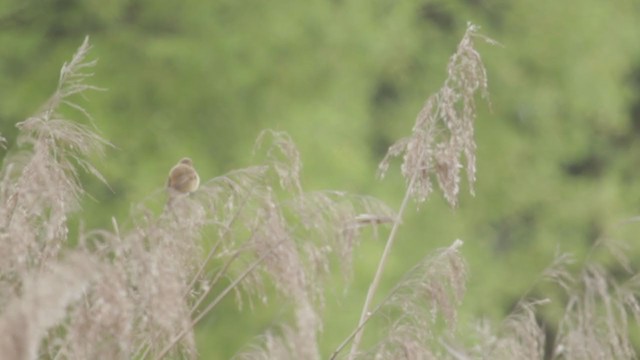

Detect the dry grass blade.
[
  {"left": 0, "top": 37, "right": 124, "bottom": 360},
  {"left": 254, "top": 130, "right": 302, "bottom": 193},
  {"left": 362, "top": 240, "right": 467, "bottom": 360},
  {"left": 378, "top": 22, "right": 493, "bottom": 207},
  {"left": 485, "top": 300, "right": 548, "bottom": 360},
  {"left": 553, "top": 264, "right": 637, "bottom": 359},
  {"left": 0, "top": 37, "right": 108, "bottom": 309},
  {"left": 348, "top": 22, "right": 494, "bottom": 360},
  {"left": 0, "top": 253, "right": 97, "bottom": 360},
  {"left": 289, "top": 191, "right": 396, "bottom": 288},
  {"left": 229, "top": 133, "right": 397, "bottom": 360}
]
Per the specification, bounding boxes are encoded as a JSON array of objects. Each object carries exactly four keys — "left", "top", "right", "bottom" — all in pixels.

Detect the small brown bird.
[{"left": 167, "top": 157, "right": 200, "bottom": 194}]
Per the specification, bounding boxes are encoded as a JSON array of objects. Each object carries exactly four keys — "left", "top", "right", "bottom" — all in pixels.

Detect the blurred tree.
[{"left": 1, "top": 0, "right": 639, "bottom": 358}]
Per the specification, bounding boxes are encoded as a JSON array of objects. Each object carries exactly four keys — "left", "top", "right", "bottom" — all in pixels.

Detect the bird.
[{"left": 167, "top": 157, "right": 200, "bottom": 194}]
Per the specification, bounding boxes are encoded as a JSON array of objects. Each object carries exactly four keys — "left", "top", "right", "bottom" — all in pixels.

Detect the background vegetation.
[{"left": 1, "top": 0, "right": 640, "bottom": 358}]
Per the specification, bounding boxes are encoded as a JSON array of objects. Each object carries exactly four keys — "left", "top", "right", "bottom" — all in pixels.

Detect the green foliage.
[{"left": 1, "top": 0, "right": 640, "bottom": 358}]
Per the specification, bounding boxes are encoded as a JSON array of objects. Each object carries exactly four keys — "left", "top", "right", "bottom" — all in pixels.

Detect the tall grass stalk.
[
  {"left": 7, "top": 20, "right": 640, "bottom": 360},
  {"left": 347, "top": 22, "right": 493, "bottom": 359},
  {"left": 347, "top": 176, "right": 416, "bottom": 359}
]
